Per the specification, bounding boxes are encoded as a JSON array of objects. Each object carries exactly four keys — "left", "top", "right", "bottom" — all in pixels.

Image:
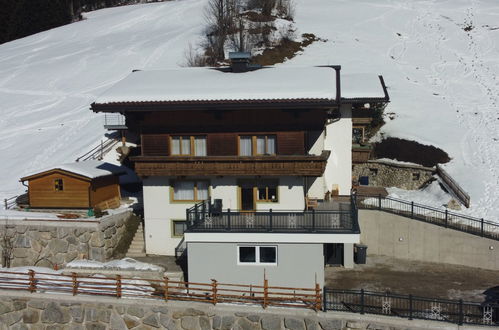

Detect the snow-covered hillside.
[{"left": 1, "top": 0, "right": 499, "bottom": 219}]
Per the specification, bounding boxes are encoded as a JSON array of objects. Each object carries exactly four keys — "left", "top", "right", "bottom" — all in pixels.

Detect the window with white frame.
[
  {"left": 171, "top": 135, "right": 207, "bottom": 156},
  {"left": 172, "top": 180, "right": 209, "bottom": 201},
  {"left": 238, "top": 246, "right": 277, "bottom": 265}
]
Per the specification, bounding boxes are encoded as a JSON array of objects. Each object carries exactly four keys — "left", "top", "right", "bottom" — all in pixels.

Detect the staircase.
[{"left": 126, "top": 223, "right": 146, "bottom": 257}]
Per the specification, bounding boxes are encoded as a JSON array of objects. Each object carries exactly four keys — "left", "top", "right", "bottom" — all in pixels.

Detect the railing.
[
  {"left": 436, "top": 165, "right": 471, "bottom": 208},
  {"left": 104, "top": 113, "right": 127, "bottom": 130},
  {"left": 185, "top": 197, "right": 360, "bottom": 234},
  {"left": 356, "top": 194, "right": 499, "bottom": 241},
  {"left": 75, "top": 138, "right": 118, "bottom": 162},
  {"left": 175, "top": 237, "right": 186, "bottom": 259},
  {"left": 0, "top": 269, "right": 321, "bottom": 311},
  {"left": 3, "top": 195, "right": 18, "bottom": 210},
  {"left": 324, "top": 288, "right": 498, "bottom": 326}
]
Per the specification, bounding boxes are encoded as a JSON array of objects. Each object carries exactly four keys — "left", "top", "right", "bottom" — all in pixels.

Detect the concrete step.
[{"left": 125, "top": 223, "right": 146, "bottom": 258}]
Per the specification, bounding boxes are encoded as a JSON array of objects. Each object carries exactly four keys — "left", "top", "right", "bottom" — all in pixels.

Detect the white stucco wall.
[
  {"left": 143, "top": 176, "right": 306, "bottom": 255},
  {"left": 324, "top": 104, "right": 353, "bottom": 195}
]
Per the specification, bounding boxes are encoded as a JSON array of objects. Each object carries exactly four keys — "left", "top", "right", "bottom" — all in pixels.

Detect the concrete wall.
[
  {"left": 143, "top": 176, "right": 306, "bottom": 256},
  {"left": 353, "top": 160, "right": 434, "bottom": 190},
  {"left": 0, "top": 291, "right": 460, "bottom": 330},
  {"left": 324, "top": 104, "right": 352, "bottom": 195},
  {"left": 0, "top": 210, "right": 137, "bottom": 268},
  {"left": 187, "top": 242, "right": 324, "bottom": 288},
  {"left": 360, "top": 210, "right": 499, "bottom": 270}
]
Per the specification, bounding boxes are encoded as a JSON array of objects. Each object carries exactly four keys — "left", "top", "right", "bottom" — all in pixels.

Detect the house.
[
  {"left": 20, "top": 160, "right": 125, "bottom": 209},
  {"left": 91, "top": 54, "right": 389, "bottom": 287}
]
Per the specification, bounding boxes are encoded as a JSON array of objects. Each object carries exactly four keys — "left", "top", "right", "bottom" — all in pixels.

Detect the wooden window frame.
[
  {"left": 54, "top": 178, "right": 64, "bottom": 192},
  {"left": 171, "top": 219, "right": 187, "bottom": 238},
  {"left": 170, "top": 135, "right": 207, "bottom": 156},
  {"left": 238, "top": 134, "right": 277, "bottom": 156},
  {"left": 237, "top": 245, "right": 277, "bottom": 266},
  {"left": 352, "top": 126, "right": 365, "bottom": 144},
  {"left": 170, "top": 179, "right": 210, "bottom": 203},
  {"left": 256, "top": 182, "right": 279, "bottom": 203}
]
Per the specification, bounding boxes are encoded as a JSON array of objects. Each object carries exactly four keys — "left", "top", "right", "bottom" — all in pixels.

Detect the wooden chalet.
[{"left": 20, "top": 161, "right": 125, "bottom": 209}]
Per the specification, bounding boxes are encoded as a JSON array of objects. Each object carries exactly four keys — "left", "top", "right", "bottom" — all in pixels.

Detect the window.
[
  {"left": 352, "top": 127, "right": 364, "bottom": 144},
  {"left": 239, "top": 135, "right": 276, "bottom": 156},
  {"left": 238, "top": 246, "right": 277, "bottom": 265},
  {"left": 172, "top": 220, "right": 187, "bottom": 237},
  {"left": 256, "top": 180, "right": 278, "bottom": 202},
  {"left": 172, "top": 180, "right": 209, "bottom": 201},
  {"left": 171, "top": 136, "right": 206, "bottom": 156},
  {"left": 54, "top": 178, "right": 64, "bottom": 191}
]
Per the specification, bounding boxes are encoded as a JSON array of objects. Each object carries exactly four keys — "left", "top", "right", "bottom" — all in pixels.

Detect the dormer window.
[{"left": 239, "top": 135, "right": 276, "bottom": 156}]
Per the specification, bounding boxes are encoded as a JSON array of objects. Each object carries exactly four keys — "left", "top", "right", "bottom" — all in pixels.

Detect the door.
[
  {"left": 241, "top": 187, "right": 255, "bottom": 211},
  {"left": 324, "top": 243, "right": 344, "bottom": 266}
]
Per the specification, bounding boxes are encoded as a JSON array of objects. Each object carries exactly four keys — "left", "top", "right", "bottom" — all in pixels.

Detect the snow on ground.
[
  {"left": 289, "top": 0, "right": 499, "bottom": 219},
  {"left": 66, "top": 257, "right": 163, "bottom": 271},
  {"left": 0, "top": 209, "right": 60, "bottom": 220},
  {"left": 1, "top": 0, "right": 499, "bottom": 220}
]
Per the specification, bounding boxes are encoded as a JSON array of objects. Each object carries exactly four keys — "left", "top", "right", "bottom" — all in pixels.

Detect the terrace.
[{"left": 184, "top": 196, "right": 360, "bottom": 234}]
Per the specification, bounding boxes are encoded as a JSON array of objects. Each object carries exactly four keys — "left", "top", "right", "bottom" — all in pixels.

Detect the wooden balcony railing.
[{"left": 131, "top": 151, "right": 329, "bottom": 177}]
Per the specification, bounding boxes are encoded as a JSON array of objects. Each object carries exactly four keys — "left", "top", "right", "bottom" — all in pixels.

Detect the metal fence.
[
  {"left": 324, "top": 289, "right": 498, "bottom": 326},
  {"left": 185, "top": 198, "right": 359, "bottom": 234},
  {"left": 356, "top": 194, "right": 499, "bottom": 241}
]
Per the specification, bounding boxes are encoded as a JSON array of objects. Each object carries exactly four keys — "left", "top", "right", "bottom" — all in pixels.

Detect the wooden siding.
[
  {"left": 277, "top": 131, "right": 305, "bottom": 155},
  {"left": 141, "top": 134, "right": 169, "bottom": 156},
  {"left": 90, "top": 175, "right": 121, "bottom": 207},
  {"left": 352, "top": 147, "right": 372, "bottom": 164},
  {"left": 28, "top": 172, "right": 91, "bottom": 208},
  {"left": 132, "top": 152, "right": 329, "bottom": 177},
  {"left": 207, "top": 133, "right": 237, "bottom": 156}
]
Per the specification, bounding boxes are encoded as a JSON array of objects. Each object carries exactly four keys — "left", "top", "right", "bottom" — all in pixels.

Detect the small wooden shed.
[{"left": 20, "top": 161, "right": 125, "bottom": 209}]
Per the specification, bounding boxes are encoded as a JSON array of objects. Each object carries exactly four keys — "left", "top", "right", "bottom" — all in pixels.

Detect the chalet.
[
  {"left": 20, "top": 160, "right": 125, "bottom": 209},
  {"left": 91, "top": 54, "right": 389, "bottom": 287}
]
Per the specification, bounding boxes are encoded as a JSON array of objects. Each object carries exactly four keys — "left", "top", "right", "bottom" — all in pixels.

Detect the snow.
[
  {"left": 342, "top": 74, "right": 387, "bottom": 99},
  {"left": 0, "top": 0, "right": 499, "bottom": 220},
  {"left": 66, "top": 257, "right": 163, "bottom": 271},
  {"left": 0, "top": 210, "right": 60, "bottom": 220},
  {"left": 21, "top": 160, "right": 125, "bottom": 180},
  {"left": 94, "top": 67, "right": 337, "bottom": 104}
]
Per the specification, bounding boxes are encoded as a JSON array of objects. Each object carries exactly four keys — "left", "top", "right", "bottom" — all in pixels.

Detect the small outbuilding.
[{"left": 20, "top": 161, "right": 125, "bottom": 209}]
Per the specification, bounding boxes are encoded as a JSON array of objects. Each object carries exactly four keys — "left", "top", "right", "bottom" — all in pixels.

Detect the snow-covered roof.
[
  {"left": 21, "top": 160, "right": 126, "bottom": 181},
  {"left": 94, "top": 67, "right": 338, "bottom": 104},
  {"left": 341, "top": 74, "right": 387, "bottom": 100}
]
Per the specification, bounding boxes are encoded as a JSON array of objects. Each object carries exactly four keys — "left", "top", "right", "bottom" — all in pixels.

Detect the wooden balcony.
[
  {"left": 352, "top": 144, "right": 372, "bottom": 164},
  {"left": 131, "top": 151, "right": 329, "bottom": 177}
]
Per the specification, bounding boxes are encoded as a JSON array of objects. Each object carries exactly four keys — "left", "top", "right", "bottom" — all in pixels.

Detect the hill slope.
[{"left": 1, "top": 0, "right": 499, "bottom": 219}]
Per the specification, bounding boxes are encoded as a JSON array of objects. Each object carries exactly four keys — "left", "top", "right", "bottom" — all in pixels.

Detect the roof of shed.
[{"left": 20, "top": 160, "right": 126, "bottom": 181}]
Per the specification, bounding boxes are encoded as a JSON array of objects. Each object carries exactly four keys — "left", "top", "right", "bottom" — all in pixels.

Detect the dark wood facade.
[{"left": 21, "top": 170, "right": 121, "bottom": 209}]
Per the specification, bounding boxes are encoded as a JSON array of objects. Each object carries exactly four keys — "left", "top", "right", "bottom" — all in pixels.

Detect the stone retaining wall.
[
  {"left": 353, "top": 160, "right": 434, "bottom": 190},
  {"left": 0, "top": 291, "right": 465, "bottom": 330},
  {"left": 0, "top": 210, "right": 138, "bottom": 268}
]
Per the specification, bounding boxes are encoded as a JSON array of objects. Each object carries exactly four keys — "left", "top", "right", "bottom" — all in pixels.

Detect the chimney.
[{"left": 229, "top": 52, "right": 251, "bottom": 73}]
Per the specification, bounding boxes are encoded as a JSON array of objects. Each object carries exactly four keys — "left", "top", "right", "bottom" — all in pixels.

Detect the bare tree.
[
  {"left": 183, "top": 43, "right": 208, "bottom": 67},
  {"left": 204, "top": 0, "right": 238, "bottom": 62}
]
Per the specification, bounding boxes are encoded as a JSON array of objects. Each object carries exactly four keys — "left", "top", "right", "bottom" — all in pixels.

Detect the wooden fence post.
[
  {"left": 72, "top": 272, "right": 78, "bottom": 296},
  {"left": 116, "top": 275, "right": 122, "bottom": 298},
  {"left": 211, "top": 279, "right": 218, "bottom": 305},
  {"left": 28, "top": 269, "right": 36, "bottom": 293},
  {"left": 263, "top": 278, "right": 269, "bottom": 309},
  {"left": 163, "top": 276, "right": 169, "bottom": 302},
  {"left": 315, "top": 283, "right": 322, "bottom": 311}
]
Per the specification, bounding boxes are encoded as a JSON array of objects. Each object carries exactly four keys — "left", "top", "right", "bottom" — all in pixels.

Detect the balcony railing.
[{"left": 185, "top": 196, "right": 360, "bottom": 234}]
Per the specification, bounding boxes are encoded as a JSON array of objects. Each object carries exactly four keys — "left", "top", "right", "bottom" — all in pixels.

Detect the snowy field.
[{"left": 1, "top": 0, "right": 499, "bottom": 219}]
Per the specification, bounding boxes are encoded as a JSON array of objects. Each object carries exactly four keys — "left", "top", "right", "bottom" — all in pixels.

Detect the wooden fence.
[
  {"left": 436, "top": 165, "right": 470, "bottom": 208},
  {"left": 0, "top": 269, "right": 321, "bottom": 311}
]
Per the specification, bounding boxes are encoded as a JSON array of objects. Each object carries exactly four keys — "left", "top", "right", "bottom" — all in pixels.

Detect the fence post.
[
  {"left": 378, "top": 194, "right": 382, "bottom": 210},
  {"left": 202, "top": 201, "right": 206, "bottom": 221},
  {"left": 263, "top": 278, "right": 268, "bottom": 309},
  {"left": 445, "top": 209, "right": 448, "bottom": 228},
  {"left": 116, "top": 275, "right": 122, "bottom": 298},
  {"left": 3, "top": 199, "right": 7, "bottom": 210},
  {"left": 227, "top": 209, "right": 231, "bottom": 231},
  {"left": 411, "top": 201, "right": 414, "bottom": 218},
  {"left": 312, "top": 209, "right": 316, "bottom": 232},
  {"left": 322, "top": 286, "right": 327, "bottom": 312},
  {"left": 360, "top": 289, "right": 365, "bottom": 314},
  {"left": 100, "top": 140, "right": 103, "bottom": 160},
  {"left": 408, "top": 294, "right": 413, "bottom": 320},
  {"left": 211, "top": 279, "right": 218, "bottom": 305},
  {"left": 481, "top": 218, "right": 484, "bottom": 237},
  {"left": 458, "top": 299, "right": 463, "bottom": 325},
  {"left": 28, "top": 269, "right": 36, "bottom": 293},
  {"left": 195, "top": 204, "right": 199, "bottom": 224},
  {"left": 72, "top": 272, "right": 78, "bottom": 296},
  {"left": 315, "top": 283, "right": 321, "bottom": 311},
  {"left": 163, "top": 276, "right": 169, "bottom": 301},
  {"left": 269, "top": 209, "right": 273, "bottom": 232}
]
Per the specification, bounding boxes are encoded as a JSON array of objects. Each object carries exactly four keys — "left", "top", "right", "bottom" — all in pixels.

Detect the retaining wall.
[
  {"left": 0, "top": 210, "right": 138, "bottom": 267},
  {"left": 0, "top": 290, "right": 474, "bottom": 330},
  {"left": 359, "top": 210, "right": 499, "bottom": 270}
]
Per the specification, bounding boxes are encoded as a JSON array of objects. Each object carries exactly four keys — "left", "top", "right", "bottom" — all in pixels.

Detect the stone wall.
[
  {"left": 352, "top": 160, "right": 434, "bottom": 190},
  {"left": 0, "top": 210, "right": 138, "bottom": 268},
  {"left": 0, "top": 291, "right": 463, "bottom": 330}
]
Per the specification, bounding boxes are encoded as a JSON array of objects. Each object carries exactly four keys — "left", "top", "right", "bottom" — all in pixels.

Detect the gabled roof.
[{"left": 20, "top": 160, "right": 126, "bottom": 182}]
